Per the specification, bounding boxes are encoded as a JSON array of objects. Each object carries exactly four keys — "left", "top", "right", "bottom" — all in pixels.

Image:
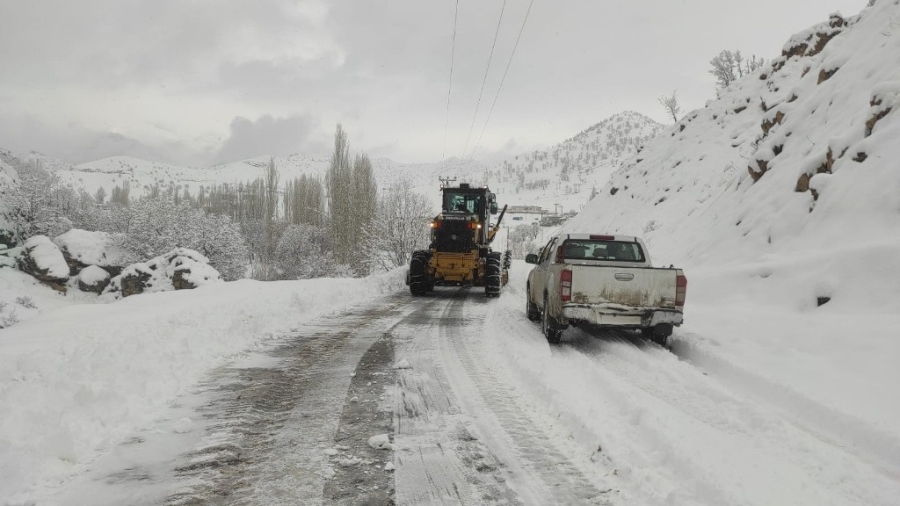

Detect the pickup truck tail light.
[
  {"left": 560, "top": 268, "right": 572, "bottom": 302},
  {"left": 675, "top": 271, "right": 687, "bottom": 308}
]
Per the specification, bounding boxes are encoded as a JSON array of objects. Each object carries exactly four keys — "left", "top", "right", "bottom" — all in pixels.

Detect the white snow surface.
[
  {"left": 0, "top": 268, "right": 406, "bottom": 501},
  {"left": 21, "top": 236, "right": 69, "bottom": 279},
  {"left": 52, "top": 229, "right": 128, "bottom": 268}
]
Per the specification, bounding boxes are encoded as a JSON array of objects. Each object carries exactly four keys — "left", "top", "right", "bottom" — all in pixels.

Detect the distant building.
[{"left": 507, "top": 205, "right": 544, "bottom": 215}]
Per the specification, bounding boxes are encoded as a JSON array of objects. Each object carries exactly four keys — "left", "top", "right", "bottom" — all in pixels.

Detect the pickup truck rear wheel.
[
  {"left": 542, "top": 295, "right": 562, "bottom": 345},
  {"left": 526, "top": 287, "right": 540, "bottom": 321},
  {"left": 642, "top": 324, "right": 673, "bottom": 346}
]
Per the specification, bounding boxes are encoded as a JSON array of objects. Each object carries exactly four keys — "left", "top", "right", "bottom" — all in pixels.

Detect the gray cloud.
[
  {"left": 0, "top": 0, "right": 867, "bottom": 166},
  {"left": 212, "top": 114, "right": 321, "bottom": 164},
  {"left": 0, "top": 113, "right": 201, "bottom": 165}
]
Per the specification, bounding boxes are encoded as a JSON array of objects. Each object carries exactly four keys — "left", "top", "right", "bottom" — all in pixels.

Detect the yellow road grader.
[{"left": 407, "top": 181, "right": 510, "bottom": 297}]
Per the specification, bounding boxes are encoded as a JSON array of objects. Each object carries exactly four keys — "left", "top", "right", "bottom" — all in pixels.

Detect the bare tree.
[
  {"left": 362, "top": 179, "right": 432, "bottom": 271},
  {"left": 709, "top": 50, "right": 738, "bottom": 89},
  {"left": 710, "top": 50, "right": 766, "bottom": 89},
  {"left": 658, "top": 90, "right": 681, "bottom": 123}
]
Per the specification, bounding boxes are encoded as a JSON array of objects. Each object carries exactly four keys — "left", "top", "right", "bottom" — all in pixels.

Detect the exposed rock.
[
  {"left": 818, "top": 67, "right": 839, "bottom": 84},
  {"left": 829, "top": 14, "right": 845, "bottom": 28},
  {"left": 782, "top": 42, "right": 809, "bottom": 59},
  {"left": 796, "top": 173, "right": 812, "bottom": 192},
  {"left": 748, "top": 159, "right": 769, "bottom": 182},
  {"left": 53, "top": 229, "right": 129, "bottom": 277},
  {"left": 865, "top": 106, "right": 892, "bottom": 137},
  {"left": 77, "top": 265, "right": 111, "bottom": 294},
  {"left": 17, "top": 236, "right": 69, "bottom": 293},
  {"left": 761, "top": 110, "right": 786, "bottom": 135},
  {"left": 103, "top": 248, "right": 221, "bottom": 299},
  {"left": 807, "top": 30, "right": 840, "bottom": 56},
  {"left": 0, "top": 229, "right": 15, "bottom": 248}
]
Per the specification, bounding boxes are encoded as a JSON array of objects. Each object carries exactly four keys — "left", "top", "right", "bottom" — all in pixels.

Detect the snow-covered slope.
[
  {"left": 566, "top": 0, "right": 900, "bottom": 464},
  {"left": 487, "top": 111, "right": 663, "bottom": 211}
]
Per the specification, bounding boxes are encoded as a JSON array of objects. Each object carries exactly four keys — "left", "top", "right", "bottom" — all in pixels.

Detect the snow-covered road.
[{"left": 7, "top": 263, "right": 900, "bottom": 506}]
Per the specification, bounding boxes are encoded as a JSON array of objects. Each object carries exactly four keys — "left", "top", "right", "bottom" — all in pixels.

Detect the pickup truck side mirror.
[{"left": 525, "top": 254, "right": 539, "bottom": 264}]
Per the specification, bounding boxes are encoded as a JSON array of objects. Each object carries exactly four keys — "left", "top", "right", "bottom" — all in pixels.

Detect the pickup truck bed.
[{"left": 526, "top": 234, "right": 686, "bottom": 345}]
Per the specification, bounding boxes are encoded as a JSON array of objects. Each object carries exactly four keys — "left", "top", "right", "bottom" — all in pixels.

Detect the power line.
[
  {"left": 461, "top": 0, "right": 507, "bottom": 159},
  {"left": 469, "top": 0, "right": 534, "bottom": 161},
  {"left": 441, "top": 0, "right": 460, "bottom": 164}
]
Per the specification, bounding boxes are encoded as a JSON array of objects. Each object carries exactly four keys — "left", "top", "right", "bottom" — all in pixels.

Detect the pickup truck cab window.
[{"left": 561, "top": 239, "right": 645, "bottom": 262}]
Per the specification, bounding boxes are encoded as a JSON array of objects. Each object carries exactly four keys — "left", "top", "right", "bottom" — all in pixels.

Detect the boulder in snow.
[
  {"left": 17, "top": 235, "right": 69, "bottom": 292},
  {"left": 77, "top": 265, "right": 111, "bottom": 294},
  {"left": 53, "top": 229, "right": 129, "bottom": 277},
  {"left": 103, "top": 248, "right": 221, "bottom": 299}
]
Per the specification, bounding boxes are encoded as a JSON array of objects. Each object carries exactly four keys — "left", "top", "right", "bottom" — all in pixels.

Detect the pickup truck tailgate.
[{"left": 569, "top": 266, "right": 678, "bottom": 309}]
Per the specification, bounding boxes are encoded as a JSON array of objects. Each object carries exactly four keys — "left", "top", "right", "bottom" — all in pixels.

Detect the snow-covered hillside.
[
  {"left": 567, "top": 0, "right": 900, "bottom": 469},
  {"left": 488, "top": 111, "right": 663, "bottom": 211},
  {"left": 13, "top": 111, "right": 660, "bottom": 215}
]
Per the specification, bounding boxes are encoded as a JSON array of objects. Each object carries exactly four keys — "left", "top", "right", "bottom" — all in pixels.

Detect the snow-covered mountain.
[
  {"left": 486, "top": 111, "right": 663, "bottom": 211},
  {"left": 9, "top": 111, "right": 661, "bottom": 214}
]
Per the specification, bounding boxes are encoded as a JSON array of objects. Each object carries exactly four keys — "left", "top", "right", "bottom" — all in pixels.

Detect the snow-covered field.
[{"left": 0, "top": 268, "right": 406, "bottom": 503}]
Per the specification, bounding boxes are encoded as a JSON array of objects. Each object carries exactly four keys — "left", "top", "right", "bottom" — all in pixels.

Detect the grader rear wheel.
[
  {"left": 409, "top": 254, "right": 428, "bottom": 296},
  {"left": 485, "top": 252, "right": 502, "bottom": 297}
]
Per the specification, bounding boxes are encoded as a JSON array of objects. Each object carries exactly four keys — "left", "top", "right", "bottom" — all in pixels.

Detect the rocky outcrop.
[
  {"left": 53, "top": 229, "right": 128, "bottom": 277},
  {"left": 17, "top": 236, "right": 69, "bottom": 293},
  {"left": 103, "top": 248, "right": 221, "bottom": 299},
  {"left": 77, "top": 265, "right": 111, "bottom": 294}
]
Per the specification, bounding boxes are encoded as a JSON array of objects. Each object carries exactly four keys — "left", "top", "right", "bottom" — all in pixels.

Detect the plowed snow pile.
[{"left": 567, "top": 0, "right": 900, "bottom": 473}]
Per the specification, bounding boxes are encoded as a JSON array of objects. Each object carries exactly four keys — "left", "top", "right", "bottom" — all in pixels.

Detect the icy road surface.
[{"left": 41, "top": 272, "right": 900, "bottom": 506}]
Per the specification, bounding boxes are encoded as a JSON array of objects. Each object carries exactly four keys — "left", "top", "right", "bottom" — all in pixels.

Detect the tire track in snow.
[
  {"left": 393, "top": 288, "right": 524, "bottom": 506},
  {"left": 164, "top": 297, "right": 414, "bottom": 506},
  {"left": 437, "top": 289, "right": 613, "bottom": 505}
]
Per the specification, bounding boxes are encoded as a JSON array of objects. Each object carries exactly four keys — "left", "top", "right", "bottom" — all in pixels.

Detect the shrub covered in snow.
[{"left": 102, "top": 247, "right": 222, "bottom": 299}]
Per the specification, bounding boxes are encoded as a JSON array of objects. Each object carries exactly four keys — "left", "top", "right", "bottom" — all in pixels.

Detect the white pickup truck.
[{"left": 525, "top": 233, "right": 686, "bottom": 345}]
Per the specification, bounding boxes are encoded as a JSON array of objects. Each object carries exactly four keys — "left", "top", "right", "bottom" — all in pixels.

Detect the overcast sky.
[{"left": 0, "top": 0, "right": 865, "bottom": 166}]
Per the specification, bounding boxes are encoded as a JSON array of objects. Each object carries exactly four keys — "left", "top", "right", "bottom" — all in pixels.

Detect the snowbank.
[{"left": 0, "top": 268, "right": 406, "bottom": 501}]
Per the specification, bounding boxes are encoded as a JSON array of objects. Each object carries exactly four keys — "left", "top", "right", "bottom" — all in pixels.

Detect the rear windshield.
[{"left": 561, "top": 240, "right": 645, "bottom": 262}]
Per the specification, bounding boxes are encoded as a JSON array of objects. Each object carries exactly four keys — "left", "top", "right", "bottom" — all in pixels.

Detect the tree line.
[{"left": 0, "top": 124, "right": 433, "bottom": 282}]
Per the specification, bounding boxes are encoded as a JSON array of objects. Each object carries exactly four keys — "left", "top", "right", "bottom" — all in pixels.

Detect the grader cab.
[{"left": 407, "top": 182, "right": 510, "bottom": 297}]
